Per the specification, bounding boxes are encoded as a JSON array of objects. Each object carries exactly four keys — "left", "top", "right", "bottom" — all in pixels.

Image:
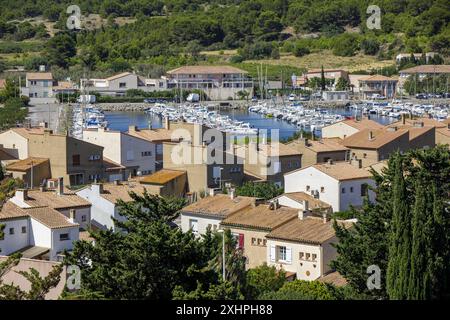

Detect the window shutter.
[
  {"left": 238, "top": 234, "right": 244, "bottom": 249},
  {"left": 270, "top": 245, "right": 276, "bottom": 262},
  {"left": 286, "top": 247, "right": 292, "bottom": 263}
]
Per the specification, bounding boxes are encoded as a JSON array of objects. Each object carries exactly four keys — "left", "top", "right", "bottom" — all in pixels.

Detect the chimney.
[
  {"left": 57, "top": 177, "right": 64, "bottom": 195},
  {"left": 16, "top": 189, "right": 28, "bottom": 202},
  {"left": 69, "top": 209, "right": 76, "bottom": 221},
  {"left": 351, "top": 158, "right": 363, "bottom": 169},
  {"left": 413, "top": 121, "right": 424, "bottom": 128},
  {"left": 128, "top": 125, "right": 138, "bottom": 133},
  {"left": 298, "top": 209, "right": 309, "bottom": 220},
  {"left": 304, "top": 200, "right": 309, "bottom": 211},
  {"left": 165, "top": 117, "right": 170, "bottom": 130},
  {"left": 92, "top": 183, "right": 104, "bottom": 195},
  {"left": 368, "top": 131, "right": 374, "bottom": 140},
  {"left": 322, "top": 212, "right": 329, "bottom": 224},
  {"left": 229, "top": 188, "right": 235, "bottom": 200}
]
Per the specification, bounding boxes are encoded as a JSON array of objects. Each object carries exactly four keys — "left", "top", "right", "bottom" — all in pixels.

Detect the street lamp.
[{"left": 217, "top": 229, "right": 226, "bottom": 282}]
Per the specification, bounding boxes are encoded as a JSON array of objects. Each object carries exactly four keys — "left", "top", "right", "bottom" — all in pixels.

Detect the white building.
[
  {"left": 322, "top": 118, "right": 384, "bottom": 140},
  {"left": 284, "top": 159, "right": 375, "bottom": 212},
  {"left": 266, "top": 213, "right": 352, "bottom": 281},
  {"left": 0, "top": 127, "right": 45, "bottom": 159},
  {"left": 83, "top": 128, "right": 156, "bottom": 179},
  {"left": 9, "top": 178, "right": 91, "bottom": 230},
  {"left": 179, "top": 193, "right": 256, "bottom": 235},
  {"left": 0, "top": 200, "right": 79, "bottom": 261},
  {"left": 76, "top": 181, "right": 149, "bottom": 231}
]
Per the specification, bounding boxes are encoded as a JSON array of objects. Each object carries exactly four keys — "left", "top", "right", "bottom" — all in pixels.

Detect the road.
[{"left": 26, "top": 103, "right": 63, "bottom": 132}]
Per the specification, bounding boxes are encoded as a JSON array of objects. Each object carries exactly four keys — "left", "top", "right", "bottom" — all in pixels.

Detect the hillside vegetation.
[{"left": 0, "top": 0, "right": 448, "bottom": 80}]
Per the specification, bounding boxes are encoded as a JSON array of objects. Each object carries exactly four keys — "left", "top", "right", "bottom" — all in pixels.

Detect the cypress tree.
[
  {"left": 387, "top": 154, "right": 411, "bottom": 299},
  {"left": 407, "top": 178, "right": 432, "bottom": 299},
  {"left": 320, "top": 65, "right": 326, "bottom": 91}
]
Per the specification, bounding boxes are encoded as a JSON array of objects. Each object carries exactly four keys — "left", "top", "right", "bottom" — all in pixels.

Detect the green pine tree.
[{"left": 320, "top": 65, "right": 326, "bottom": 91}]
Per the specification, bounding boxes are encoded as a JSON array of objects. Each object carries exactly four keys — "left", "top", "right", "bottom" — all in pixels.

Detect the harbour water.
[{"left": 104, "top": 108, "right": 395, "bottom": 140}]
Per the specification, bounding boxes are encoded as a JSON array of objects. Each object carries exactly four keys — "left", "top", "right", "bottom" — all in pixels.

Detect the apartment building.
[
  {"left": 80, "top": 72, "right": 144, "bottom": 96},
  {"left": 322, "top": 118, "right": 384, "bottom": 140},
  {"left": 180, "top": 193, "right": 257, "bottom": 235},
  {"left": 357, "top": 75, "right": 398, "bottom": 99},
  {"left": 220, "top": 203, "right": 298, "bottom": 269},
  {"left": 22, "top": 72, "right": 54, "bottom": 99},
  {"left": 166, "top": 66, "right": 254, "bottom": 100},
  {"left": 398, "top": 64, "right": 450, "bottom": 88},
  {"left": 284, "top": 159, "right": 375, "bottom": 212},
  {"left": 391, "top": 117, "right": 449, "bottom": 147},
  {"left": 286, "top": 138, "right": 349, "bottom": 167},
  {"left": 342, "top": 125, "right": 434, "bottom": 167},
  {"left": 83, "top": 127, "right": 156, "bottom": 178},
  {"left": 236, "top": 142, "right": 302, "bottom": 187},
  {"left": 26, "top": 129, "right": 105, "bottom": 186},
  {"left": 266, "top": 214, "right": 352, "bottom": 281}
]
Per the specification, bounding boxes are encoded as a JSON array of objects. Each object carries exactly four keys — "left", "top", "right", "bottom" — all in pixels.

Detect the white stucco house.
[
  {"left": 76, "top": 181, "right": 149, "bottom": 231},
  {"left": 179, "top": 193, "right": 256, "bottom": 235},
  {"left": 0, "top": 200, "right": 79, "bottom": 261},
  {"left": 284, "top": 159, "right": 375, "bottom": 212},
  {"left": 266, "top": 212, "right": 353, "bottom": 281},
  {"left": 83, "top": 128, "right": 156, "bottom": 179}
]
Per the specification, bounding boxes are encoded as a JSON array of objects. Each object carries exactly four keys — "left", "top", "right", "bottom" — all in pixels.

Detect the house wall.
[
  {"left": 180, "top": 213, "right": 222, "bottom": 235},
  {"left": 339, "top": 179, "right": 375, "bottom": 211},
  {"left": 50, "top": 227, "right": 79, "bottom": 261},
  {"left": 58, "top": 207, "right": 91, "bottom": 230},
  {"left": 0, "top": 130, "right": 28, "bottom": 159},
  {"left": 285, "top": 167, "right": 340, "bottom": 212},
  {"left": 277, "top": 196, "right": 306, "bottom": 210},
  {"left": 157, "top": 173, "right": 187, "bottom": 197},
  {"left": 227, "top": 227, "right": 268, "bottom": 269},
  {"left": 348, "top": 148, "right": 380, "bottom": 167},
  {"left": 322, "top": 123, "right": 358, "bottom": 139},
  {"left": 76, "top": 186, "right": 116, "bottom": 230},
  {"left": 436, "top": 130, "right": 450, "bottom": 146},
  {"left": 8, "top": 161, "right": 51, "bottom": 188},
  {"left": 409, "top": 127, "right": 435, "bottom": 150},
  {"left": 0, "top": 217, "right": 30, "bottom": 255},
  {"left": 108, "top": 74, "right": 139, "bottom": 92},
  {"left": 267, "top": 238, "right": 331, "bottom": 281},
  {"left": 27, "top": 79, "right": 53, "bottom": 98},
  {"left": 29, "top": 218, "right": 51, "bottom": 248}
]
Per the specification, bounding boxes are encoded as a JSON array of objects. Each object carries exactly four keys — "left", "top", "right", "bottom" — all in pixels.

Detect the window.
[
  {"left": 299, "top": 252, "right": 304, "bottom": 260},
  {"left": 22, "top": 226, "right": 26, "bottom": 234},
  {"left": 251, "top": 238, "right": 257, "bottom": 245},
  {"left": 9, "top": 228, "right": 14, "bottom": 235},
  {"left": 350, "top": 187, "right": 354, "bottom": 193},
  {"left": 306, "top": 185, "right": 310, "bottom": 192},
  {"left": 141, "top": 151, "right": 152, "bottom": 157},
  {"left": 263, "top": 239, "right": 267, "bottom": 247},
  {"left": 126, "top": 150, "right": 134, "bottom": 161},
  {"left": 342, "top": 187, "right": 346, "bottom": 194},
  {"left": 278, "top": 246, "right": 287, "bottom": 261},
  {"left": 189, "top": 219, "right": 198, "bottom": 234},
  {"left": 312, "top": 254, "right": 317, "bottom": 261},
  {"left": 60, "top": 233, "right": 70, "bottom": 241},
  {"left": 361, "top": 183, "right": 368, "bottom": 196},
  {"left": 257, "top": 238, "right": 262, "bottom": 246},
  {"left": 72, "top": 154, "right": 80, "bottom": 166},
  {"left": 81, "top": 215, "right": 87, "bottom": 222},
  {"left": 89, "top": 155, "right": 101, "bottom": 161},
  {"left": 119, "top": 82, "right": 127, "bottom": 88},
  {"left": 363, "top": 153, "right": 367, "bottom": 158},
  {"left": 306, "top": 253, "right": 311, "bottom": 260},
  {"left": 321, "top": 187, "right": 325, "bottom": 193}
]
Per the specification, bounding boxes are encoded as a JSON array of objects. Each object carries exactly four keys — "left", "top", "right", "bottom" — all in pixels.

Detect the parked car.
[
  {"left": 416, "top": 93, "right": 429, "bottom": 99},
  {"left": 288, "top": 94, "right": 296, "bottom": 101}
]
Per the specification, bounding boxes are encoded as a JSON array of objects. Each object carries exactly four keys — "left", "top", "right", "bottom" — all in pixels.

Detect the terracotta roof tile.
[
  {"left": 266, "top": 216, "right": 352, "bottom": 244},
  {"left": 340, "top": 119, "right": 384, "bottom": 131},
  {"left": 140, "top": 169, "right": 186, "bottom": 185},
  {"left": 105, "top": 72, "right": 133, "bottom": 81},
  {"left": 10, "top": 127, "right": 45, "bottom": 139},
  {"left": 288, "top": 138, "right": 348, "bottom": 153},
  {"left": 221, "top": 205, "right": 298, "bottom": 231},
  {"left": 167, "top": 66, "right": 247, "bottom": 75},
  {"left": 318, "top": 271, "right": 348, "bottom": 287},
  {"left": 0, "top": 202, "right": 29, "bottom": 220},
  {"left": 26, "top": 72, "right": 53, "bottom": 80},
  {"left": 277, "top": 192, "right": 331, "bottom": 210},
  {"left": 181, "top": 194, "right": 256, "bottom": 218},
  {"left": 127, "top": 127, "right": 174, "bottom": 143},
  {"left": 98, "top": 182, "right": 149, "bottom": 203},
  {"left": 25, "top": 206, "right": 78, "bottom": 229},
  {"left": 24, "top": 189, "right": 91, "bottom": 209},
  {"left": 342, "top": 128, "right": 408, "bottom": 149},
  {"left": 312, "top": 161, "right": 372, "bottom": 181},
  {"left": 6, "top": 157, "right": 49, "bottom": 172}
]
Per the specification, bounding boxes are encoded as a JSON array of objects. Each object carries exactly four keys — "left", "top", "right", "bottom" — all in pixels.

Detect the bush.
[
  {"left": 293, "top": 44, "right": 310, "bottom": 57},
  {"left": 332, "top": 34, "right": 359, "bottom": 57},
  {"left": 360, "top": 38, "right": 380, "bottom": 55}
]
